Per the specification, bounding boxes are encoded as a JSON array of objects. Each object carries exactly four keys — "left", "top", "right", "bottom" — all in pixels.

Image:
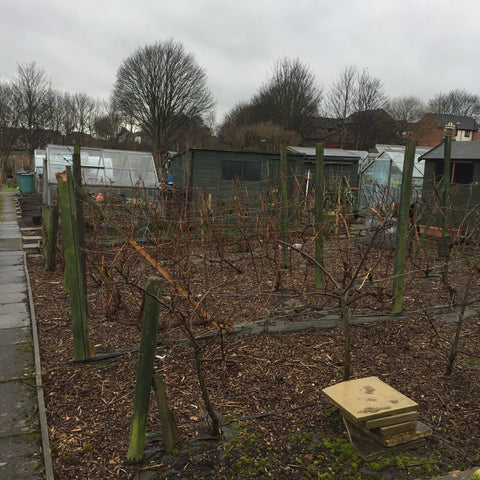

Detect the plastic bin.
[{"left": 16, "top": 172, "right": 34, "bottom": 194}]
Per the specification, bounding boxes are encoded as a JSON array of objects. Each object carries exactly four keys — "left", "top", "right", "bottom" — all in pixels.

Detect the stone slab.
[
  {"left": 0, "top": 312, "right": 30, "bottom": 329},
  {"left": 0, "top": 435, "right": 44, "bottom": 480},
  {"left": 379, "top": 420, "right": 417, "bottom": 436},
  {"left": 0, "top": 252, "right": 24, "bottom": 267},
  {"left": 0, "top": 271, "right": 25, "bottom": 285},
  {"left": 0, "top": 239, "right": 23, "bottom": 251},
  {"left": 0, "top": 291, "right": 26, "bottom": 304},
  {"left": 0, "top": 380, "right": 38, "bottom": 437},
  {"left": 0, "top": 327, "right": 31, "bottom": 346},
  {"left": 0, "top": 302, "right": 27, "bottom": 316},
  {"left": 0, "top": 344, "right": 33, "bottom": 381},
  {"left": 322, "top": 376, "right": 418, "bottom": 424},
  {"left": 0, "top": 283, "right": 26, "bottom": 294},
  {"left": 365, "top": 410, "right": 418, "bottom": 429},
  {"left": 343, "top": 418, "right": 427, "bottom": 461},
  {"left": 432, "top": 468, "right": 480, "bottom": 480}
]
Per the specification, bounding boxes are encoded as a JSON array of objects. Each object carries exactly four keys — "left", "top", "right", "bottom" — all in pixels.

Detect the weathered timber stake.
[
  {"left": 128, "top": 277, "right": 163, "bottom": 463},
  {"left": 42, "top": 202, "right": 58, "bottom": 271},
  {"left": 280, "top": 145, "right": 289, "bottom": 268},
  {"left": 74, "top": 184, "right": 211, "bottom": 319},
  {"left": 315, "top": 143, "right": 325, "bottom": 289},
  {"left": 57, "top": 167, "right": 93, "bottom": 360},
  {"left": 391, "top": 140, "right": 416, "bottom": 314},
  {"left": 439, "top": 135, "right": 452, "bottom": 257},
  {"left": 152, "top": 373, "right": 181, "bottom": 454},
  {"left": 72, "top": 144, "right": 87, "bottom": 286}
]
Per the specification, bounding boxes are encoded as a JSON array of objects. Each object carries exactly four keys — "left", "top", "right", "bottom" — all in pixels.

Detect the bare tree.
[
  {"left": 112, "top": 39, "right": 214, "bottom": 166},
  {"left": 325, "top": 65, "right": 357, "bottom": 148},
  {"left": 387, "top": 95, "right": 426, "bottom": 142},
  {"left": 253, "top": 57, "right": 322, "bottom": 137},
  {"left": 11, "top": 62, "right": 56, "bottom": 154},
  {"left": 388, "top": 95, "right": 426, "bottom": 124},
  {"left": 93, "top": 101, "right": 123, "bottom": 144},
  {"left": 428, "top": 89, "right": 480, "bottom": 118},
  {"left": 351, "top": 69, "right": 389, "bottom": 149},
  {"left": 0, "top": 82, "right": 19, "bottom": 174}
]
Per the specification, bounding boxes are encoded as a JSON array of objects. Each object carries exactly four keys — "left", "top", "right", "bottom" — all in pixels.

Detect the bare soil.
[{"left": 26, "top": 233, "right": 480, "bottom": 480}]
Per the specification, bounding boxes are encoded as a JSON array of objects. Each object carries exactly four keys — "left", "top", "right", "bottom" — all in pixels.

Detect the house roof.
[
  {"left": 427, "top": 113, "right": 478, "bottom": 131},
  {"left": 419, "top": 140, "right": 480, "bottom": 161}
]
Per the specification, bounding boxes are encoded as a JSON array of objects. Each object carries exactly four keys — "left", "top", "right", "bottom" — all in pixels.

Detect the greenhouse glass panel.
[{"left": 45, "top": 145, "right": 159, "bottom": 189}]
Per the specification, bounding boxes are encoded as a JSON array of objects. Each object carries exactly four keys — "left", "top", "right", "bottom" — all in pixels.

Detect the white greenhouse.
[{"left": 36, "top": 145, "right": 159, "bottom": 200}]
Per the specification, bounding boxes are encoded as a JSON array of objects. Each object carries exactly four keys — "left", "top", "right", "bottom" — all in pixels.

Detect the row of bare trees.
[{"left": 4, "top": 39, "right": 480, "bottom": 173}]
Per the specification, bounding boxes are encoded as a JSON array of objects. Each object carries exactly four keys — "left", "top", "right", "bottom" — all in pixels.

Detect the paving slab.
[
  {"left": 0, "top": 380, "right": 38, "bottom": 437},
  {"left": 0, "top": 252, "right": 23, "bottom": 266},
  {"left": 0, "top": 290, "right": 27, "bottom": 304},
  {"left": 0, "top": 327, "right": 31, "bottom": 347},
  {"left": 322, "top": 376, "right": 418, "bottom": 424},
  {"left": 432, "top": 468, "right": 480, "bottom": 479},
  {"left": 0, "top": 301, "right": 28, "bottom": 316},
  {"left": 0, "top": 270, "right": 25, "bottom": 285},
  {"left": 0, "top": 311, "right": 30, "bottom": 329},
  {"left": 0, "top": 343, "right": 33, "bottom": 381},
  {"left": 0, "top": 436, "right": 44, "bottom": 480},
  {"left": 0, "top": 282, "right": 26, "bottom": 294}
]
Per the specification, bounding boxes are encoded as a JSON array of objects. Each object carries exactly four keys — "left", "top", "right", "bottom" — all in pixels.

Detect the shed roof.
[{"left": 419, "top": 140, "right": 480, "bottom": 161}]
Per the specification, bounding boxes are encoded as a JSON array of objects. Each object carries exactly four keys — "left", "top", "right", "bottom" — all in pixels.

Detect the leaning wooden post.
[
  {"left": 280, "top": 145, "right": 289, "bottom": 268},
  {"left": 57, "top": 167, "right": 93, "bottom": 361},
  {"left": 439, "top": 135, "right": 452, "bottom": 257},
  {"left": 315, "top": 143, "right": 325, "bottom": 289},
  {"left": 152, "top": 373, "right": 181, "bottom": 454},
  {"left": 128, "top": 277, "right": 163, "bottom": 463},
  {"left": 391, "top": 140, "right": 416, "bottom": 314}
]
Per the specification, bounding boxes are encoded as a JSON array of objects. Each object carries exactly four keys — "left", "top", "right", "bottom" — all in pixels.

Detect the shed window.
[
  {"left": 243, "top": 162, "right": 261, "bottom": 181},
  {"left": 451, "top": 161, "right": 474, "bottom": 184},
  {"left": 223, "top": 160, "right": 241, "bottom": 180},
  {"left": 434, "top": 161, "right": 474, "bottom": 184},
  {"left": 223, "top": 160, "right": 261, "bottom": 181}
]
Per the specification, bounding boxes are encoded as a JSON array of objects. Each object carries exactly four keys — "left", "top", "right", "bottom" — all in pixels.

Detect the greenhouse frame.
[
  {"left": 358, "top": 144, "right": 431, "bottom": 215},
  {"left": 36, "top": 145, "right": 159, "bottom": 201}
]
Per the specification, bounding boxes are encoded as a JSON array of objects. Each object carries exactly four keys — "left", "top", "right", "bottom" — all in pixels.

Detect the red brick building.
[{"left": 412, "top": 113, "right": 480, "bottom": 147}]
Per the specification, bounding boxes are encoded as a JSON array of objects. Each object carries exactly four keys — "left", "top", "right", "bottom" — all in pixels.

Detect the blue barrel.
[{"left": 16, "top": 172, "right": 34, "bottom": 194}]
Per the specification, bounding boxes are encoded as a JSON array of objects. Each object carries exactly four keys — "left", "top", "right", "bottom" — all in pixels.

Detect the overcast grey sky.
[{"left": 2, "top": 0, "right": 479, "bottom": 123}]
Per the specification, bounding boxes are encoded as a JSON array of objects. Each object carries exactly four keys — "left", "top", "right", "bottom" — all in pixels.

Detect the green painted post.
[
  {"left": 280, "top": 145, "right": 289, "bottom": 268},
  {"left": 391, "top": 140, "right": 416, "bottom": 314},
  {"left": 439, "top": 135, "right": 452, "bottom": 257},
  {"left": 128, "top": 277, "right": 163, "bottom": 463},
  {"left": 72, "top": 144, "right": 87, "bottom": 284},
  {"left": 315, "top": 143, "right": 325, "bottom": 289},
  {"left": 42, "top": 203, "right": 58, "bottom": 271},
  {"left": 57, "top": 167, "right": 93, "bottom": 360}
]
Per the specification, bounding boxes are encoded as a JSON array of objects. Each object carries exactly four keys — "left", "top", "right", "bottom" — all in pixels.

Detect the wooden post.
[
  {"left": 72, "top": 144, "right": 87, "bottom": 283},
  {"left": 315, "top": 143, "right": 325, "bottom": 289},
  {"left": 57, "top": 167, "right": 93, "bottom": 361},
  {"left": 439, "top": 135, "right": 452, "bottom": 257},
  {"left": 280, "top": 145, "right": 289, "bottom": 268},
  {"left": 152, "top": 373, "right": 181, "bottom": 454},
  {"left": 128, "top": 277, "right": 163, "bottom": 463},
  {"left": 42, "top": 203, "right": 58, "bottom": 271},
  {"left": 391, "top": 140, "right": 416, "bottom": 314}
]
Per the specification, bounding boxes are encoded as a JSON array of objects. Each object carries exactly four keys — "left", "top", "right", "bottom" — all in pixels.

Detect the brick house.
[{"left": 412, "top": 113, "right": 480, "bottom": 147}]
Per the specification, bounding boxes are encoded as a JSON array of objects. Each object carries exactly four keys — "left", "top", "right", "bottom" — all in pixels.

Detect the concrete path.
[{"left": 0, "top": 191, "right": 52, "bottom": 479}]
